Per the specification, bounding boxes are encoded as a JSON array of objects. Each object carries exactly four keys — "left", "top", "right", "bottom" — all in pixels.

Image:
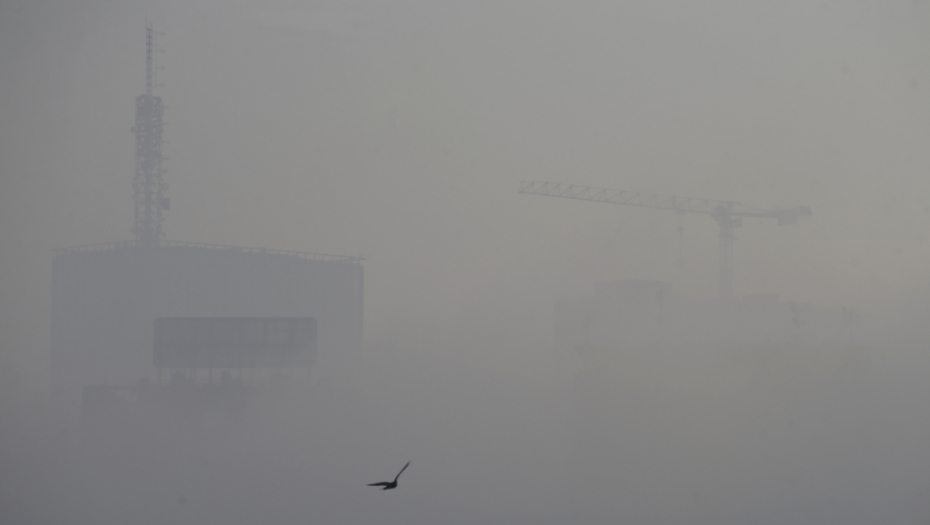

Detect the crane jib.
[
  {"left": 518, "top": 181, "right": 811, "bottom": 299},
  {"left": 519, "top": 181, "right": 810, "bottom": 223}
]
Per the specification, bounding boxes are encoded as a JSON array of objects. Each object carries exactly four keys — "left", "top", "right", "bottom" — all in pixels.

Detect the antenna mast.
[{"left": 132, "top": 19, "right": 167, "bottom": 244}]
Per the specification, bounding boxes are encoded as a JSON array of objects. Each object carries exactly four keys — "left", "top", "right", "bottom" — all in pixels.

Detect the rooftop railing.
[{"left": 53, "top": 240, "right": 364, "bottom": 265}]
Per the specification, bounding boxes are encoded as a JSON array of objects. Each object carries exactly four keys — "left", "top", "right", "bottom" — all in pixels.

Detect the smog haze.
[{"left": 2, "top": 1, "right": 930, "bottom": 524}]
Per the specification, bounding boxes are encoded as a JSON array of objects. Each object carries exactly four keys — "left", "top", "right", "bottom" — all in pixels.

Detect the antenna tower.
[{"left": 132, "top": 20, "right": 167, "bottom": 244}]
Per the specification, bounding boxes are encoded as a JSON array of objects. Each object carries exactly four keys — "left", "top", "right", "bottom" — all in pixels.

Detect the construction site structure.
[{"left": 519, "top": 181, "right": 811, "bottom": 300}]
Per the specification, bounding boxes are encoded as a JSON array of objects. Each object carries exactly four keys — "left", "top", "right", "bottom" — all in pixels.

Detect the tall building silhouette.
[{"left": 50, "top": 23, "right": 363, "bottom": 399}]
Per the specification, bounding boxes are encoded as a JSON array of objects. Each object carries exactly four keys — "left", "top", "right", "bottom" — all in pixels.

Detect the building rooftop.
[{"left": 53, "top": 240, "right": 364, "bottom": 265}]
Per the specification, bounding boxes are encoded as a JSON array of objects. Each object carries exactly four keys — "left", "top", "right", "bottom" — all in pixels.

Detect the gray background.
[{"left": 3, "top": 1, "right": 930, "bottom": 524}]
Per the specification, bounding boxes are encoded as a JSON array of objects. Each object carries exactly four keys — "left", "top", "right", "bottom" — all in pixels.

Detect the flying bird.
[{"left": 367, "top": 461, "right": 410, "bottom": 490}]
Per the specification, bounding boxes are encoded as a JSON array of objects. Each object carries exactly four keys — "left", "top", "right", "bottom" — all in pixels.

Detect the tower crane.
[{"left": 519, "top": 181, "right": 811, "bottom": 300}]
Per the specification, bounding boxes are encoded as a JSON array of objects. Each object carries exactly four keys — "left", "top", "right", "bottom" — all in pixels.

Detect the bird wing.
[
  {"left": 393, "top": 461, "right": 410, "bottom": 482},
  {"left": 368, "top": 482, "right": 390, "bottom": 487}
]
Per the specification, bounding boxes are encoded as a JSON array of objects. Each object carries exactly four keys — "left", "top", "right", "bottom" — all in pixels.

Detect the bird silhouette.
[{"left": 367, "top": 461, "right": 410, "bottom": 490}]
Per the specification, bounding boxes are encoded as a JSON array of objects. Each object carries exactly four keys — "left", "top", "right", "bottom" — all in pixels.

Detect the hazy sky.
[
  {"left": 2, "top": 0, "right": 930, "bottom": 387},
  {"left": 4, "top": 2, "right": 930, "bottom": 524}
]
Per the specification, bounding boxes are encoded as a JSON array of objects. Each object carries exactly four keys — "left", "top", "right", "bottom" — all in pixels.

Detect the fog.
[{"left": 3, "top": 1, "right": 930, "bottom": 523}]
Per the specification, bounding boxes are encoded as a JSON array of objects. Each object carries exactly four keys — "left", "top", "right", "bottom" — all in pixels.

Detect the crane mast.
[{"left": 519, "top": 181, "right": 811, "bottom": 300}]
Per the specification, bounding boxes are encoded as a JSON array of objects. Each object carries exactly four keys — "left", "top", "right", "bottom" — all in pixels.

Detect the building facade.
[{"left": 50, "top": 241, "right": 363, "bottom": 396}]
